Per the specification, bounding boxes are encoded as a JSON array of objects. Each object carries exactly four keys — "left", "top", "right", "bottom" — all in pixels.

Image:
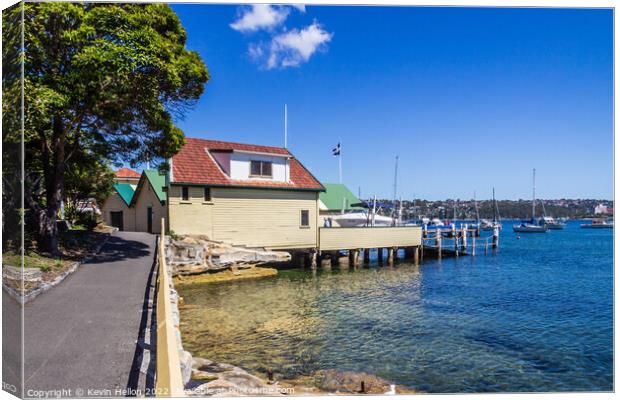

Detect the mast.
[
  {"left": 474, "top": 190, "right": 480, "bottom": 222},
  {"left": 392, "top": 155, "right": 399, "bottom": 221},
  {"left": 393, "top": 155, "right": 399, "bottom": 203},
  {"left": 372, "top": 195, "right": 377, "bottom": 227},
  {"left": 453, "top": 199, "right": 457, "bottom": 222},
  {"left": 532, "top": 168, "right": 536, "bottom": 219},
  {"left": 492, "top": 187, "right": 497, "bottom": 222}
]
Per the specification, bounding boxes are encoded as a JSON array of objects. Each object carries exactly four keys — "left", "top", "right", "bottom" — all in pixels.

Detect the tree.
[{"left": 3, "top": 3, "right": 209, "bottom": 255}]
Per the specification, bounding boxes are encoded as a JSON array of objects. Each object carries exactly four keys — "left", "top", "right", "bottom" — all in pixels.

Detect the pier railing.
[{"left": 155, "top": 218, "right": 185, "bottom": 397}]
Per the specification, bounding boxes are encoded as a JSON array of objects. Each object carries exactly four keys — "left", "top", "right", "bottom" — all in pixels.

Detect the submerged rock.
[
  {"left": 313, "top": 369, "right": 392, "bottom": 394},
  {"left": 174, "top": 267, "right": 278, "bottom": 286}
]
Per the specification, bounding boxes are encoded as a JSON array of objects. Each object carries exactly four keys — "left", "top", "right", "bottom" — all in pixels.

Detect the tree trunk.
[{"left": 37, "top": 116, "right": 66, "bottom": 256}]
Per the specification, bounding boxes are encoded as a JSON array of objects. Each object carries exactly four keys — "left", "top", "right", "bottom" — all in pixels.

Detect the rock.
[
  {"left": 167, "top": 236, "right": 290, "bottom": 276},
  {"left": 192, "top": 357, "right": 212, "bottom": 369},
  {"left": 173, "top": 267, "right": 278, "bottom": 285},
  {"left": 3, "top": 265, "right": 42, "bottom": 282},
  {"left": 218, "top": 370, "right": 271, "bottom": 390},
  {"left": 209, "top": 247, "right": 291, "bottom": 266},
  {"left": 195, "top": 360, "right": 235, "bottom": 373},
  {"left": 312, "top": 369, "right": 392, "bottom": 394},
  {"left": 191, "top": 370, "right": 218, "bottom": 381},
  {"left": 179, "top": 350, "right": 193, "bottom": 385}
]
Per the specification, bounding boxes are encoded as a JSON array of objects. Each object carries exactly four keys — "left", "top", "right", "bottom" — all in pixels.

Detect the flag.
[{"left": 332, "top": 142, "right": 341, "bottom": 156}]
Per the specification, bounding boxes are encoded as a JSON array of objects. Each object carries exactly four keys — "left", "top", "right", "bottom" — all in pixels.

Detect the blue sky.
[{"left": 170, "top": 5, "right": 613, "bottom": 200}]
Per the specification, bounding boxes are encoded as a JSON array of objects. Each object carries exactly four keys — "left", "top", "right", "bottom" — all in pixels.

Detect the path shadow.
[{"left": 87, "top": 236, "right": 151, "bottom": 264}]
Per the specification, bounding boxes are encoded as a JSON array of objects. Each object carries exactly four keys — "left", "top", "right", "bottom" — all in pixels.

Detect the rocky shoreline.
[{"left": 166, "top": 235, "right": 416, "bottom": 396}]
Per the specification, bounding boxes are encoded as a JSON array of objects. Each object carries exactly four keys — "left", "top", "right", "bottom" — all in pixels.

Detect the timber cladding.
[
  {"left": 319, "top": 226, "right": 422, "bottom": 251},
  {"left": 168, "top": 185, "right": 319, "bottom": 249},
  {"left": 101, "top": 192, "right": 136, "bottom": 231}
]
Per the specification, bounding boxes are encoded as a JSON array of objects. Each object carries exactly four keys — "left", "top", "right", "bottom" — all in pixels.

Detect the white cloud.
[
  {"left": 250, "top": 22, "right": 333, "bottom": 69},
  {"left": 230, "top": 5, "right": 290, "bottom": 33},
  {"left": 291, "top": 4, "right": 306, "bottom": 13}
]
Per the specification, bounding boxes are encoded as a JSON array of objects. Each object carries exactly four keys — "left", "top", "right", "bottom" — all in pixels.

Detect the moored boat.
[
  {"left": 513, "top": 169, "right": 548, "bottom": 233},
  {"left": 328, "top": 211, "right": 393, "bottom": 227},
  {"left": 513, "top": 222, "right": 548, "bottom": 233},
  {"left": 580, "top": 219, "right": 613, "bottom": 229},
  {"left": 481, "top": 188, "right": 503, "bottom": 231},
  {"left": 539, "top": 216, "right": 566, "bottom": 230}
]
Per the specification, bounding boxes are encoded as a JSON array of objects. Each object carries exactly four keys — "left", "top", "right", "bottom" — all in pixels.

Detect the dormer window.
[{"left": 250, "top": 160, "right": 273, "bottom": 178}]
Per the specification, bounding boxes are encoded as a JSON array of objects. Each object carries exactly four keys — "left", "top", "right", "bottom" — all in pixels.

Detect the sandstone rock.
[
  {"left": 218, "top": 370, "right": 269, "bottom": 390},
  {"left": 195, "top": 360, "right": 235, "bottom": 373},
  {"left": 179, "top": 350, "right": 193, "bottom": 385},
  {"left": 191, "top": 370, "right": 218, "bottom": 381},
  {"left": 192, "top": 357, "right": 213, "bottom": 369},
  {"left": 313, "top": 369, "right": 392, "bottom": 394},
  {"left": 3, "top": 265, "right": 42, "bottom": 282}
]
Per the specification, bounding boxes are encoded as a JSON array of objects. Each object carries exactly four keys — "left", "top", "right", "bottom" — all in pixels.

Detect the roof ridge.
[{"left": 185, "top": 137, "right": 292, "bottom": 155}]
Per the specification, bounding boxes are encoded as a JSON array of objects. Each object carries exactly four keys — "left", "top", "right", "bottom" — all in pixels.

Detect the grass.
[{"left": 2, "top": 251, "right": 73, "bottom": 270}]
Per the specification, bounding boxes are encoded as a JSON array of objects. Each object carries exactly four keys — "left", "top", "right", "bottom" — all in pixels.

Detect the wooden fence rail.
[{"left": 155, "top": 218, "right": 185, "bottom": 397}]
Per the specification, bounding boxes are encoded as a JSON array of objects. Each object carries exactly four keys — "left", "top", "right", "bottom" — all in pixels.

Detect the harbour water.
[{"left": 177, "top": 220, "right": 612, "bottom": 393}]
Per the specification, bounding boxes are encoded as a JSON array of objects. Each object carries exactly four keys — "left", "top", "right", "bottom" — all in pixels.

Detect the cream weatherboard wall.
[
  {"left": 133, "top": 182, "right": 166, "bottom": 234},
  {"left": 168, "top": 185, "right": 319, "bottom": 249},
  {"left": 101, "top": 192, "right": 136, "bottom": 231},
  {"left": 168, "top": 185, "right": 213, "bottom": 238}
]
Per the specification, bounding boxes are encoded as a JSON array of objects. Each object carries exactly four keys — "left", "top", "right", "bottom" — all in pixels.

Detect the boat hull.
[
  {"left": 546, "top": 223, "right": 566, "bottom": 230},
  {"left": 513, "top": 224, "right": 548, "bottom": 233},
  {"left": 580, "top": 224, "right": 613, "bottom": 229}
]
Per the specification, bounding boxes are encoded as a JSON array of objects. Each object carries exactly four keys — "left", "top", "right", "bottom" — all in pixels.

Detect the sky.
[{"left": 169, "top": 4, "right": 613, "bottom": 200}]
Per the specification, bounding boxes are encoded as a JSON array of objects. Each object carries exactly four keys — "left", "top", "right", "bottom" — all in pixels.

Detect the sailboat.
[
  {"left": 539, "top": 201, "right": 566, "bottom": 230},
  {"left": 513, "top": 169, "right": 548, "bottom": 233},
  {"left": 481, "top": 187, "right": 503, "bottom": 231}
]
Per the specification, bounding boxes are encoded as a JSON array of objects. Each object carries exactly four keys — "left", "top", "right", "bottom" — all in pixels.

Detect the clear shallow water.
[{"left": 177, "top": 220, "right": 613, "bottom": 393}]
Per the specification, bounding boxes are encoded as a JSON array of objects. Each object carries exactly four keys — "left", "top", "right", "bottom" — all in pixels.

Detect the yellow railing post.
[{"left": 155, "top": 218, "right": 185, "bottom": 397}]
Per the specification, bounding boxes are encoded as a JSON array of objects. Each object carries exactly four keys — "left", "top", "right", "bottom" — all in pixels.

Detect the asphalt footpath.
[{"left": 20, "top": 232, "right": 157, "bottom": 398}]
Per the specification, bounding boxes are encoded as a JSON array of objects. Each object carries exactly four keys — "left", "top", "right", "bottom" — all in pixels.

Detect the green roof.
[
  {"left": 114, "top": 183, "right": 135, "bottom": 206},
  {"left": 319, "top": 183, "right": 364, "bottom": 211},
  {"left": 144, "top": 169, "right": 167, "bottom": 203}
]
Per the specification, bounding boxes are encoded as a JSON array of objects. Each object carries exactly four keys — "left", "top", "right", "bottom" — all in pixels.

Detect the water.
[{"left": 177, "top": 220, "right": 613, "bottom": 393}]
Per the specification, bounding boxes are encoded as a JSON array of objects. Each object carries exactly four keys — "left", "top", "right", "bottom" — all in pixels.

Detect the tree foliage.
[{"left": 2, "top": 2, "right": 209, "bottom": 254}]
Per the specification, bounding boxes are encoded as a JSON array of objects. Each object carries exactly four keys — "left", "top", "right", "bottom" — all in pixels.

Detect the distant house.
[
  {"left": 101, "top": 169, "right": 167, "bottom": 233},
  {"left": 114, "top": 167, "right": 141, "bottom": 185},
  {"left": 167, "top": 138, "right": 324, "bottom": 249},
  {"left": 595, "top": 203, "right": 611, "bottom": 215}
]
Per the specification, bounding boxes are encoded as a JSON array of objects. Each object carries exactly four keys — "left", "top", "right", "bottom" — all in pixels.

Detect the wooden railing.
[{"left": 155, "top": 218, "right": 185, "bottom": 397}]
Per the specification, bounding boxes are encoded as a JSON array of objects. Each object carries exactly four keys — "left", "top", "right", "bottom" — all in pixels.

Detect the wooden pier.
[
  {"left": 422, "top": 225, "right": 499, "bottom": 258},
  {"left": 292, "top": 224, "right": 499, "bottom": 269}
]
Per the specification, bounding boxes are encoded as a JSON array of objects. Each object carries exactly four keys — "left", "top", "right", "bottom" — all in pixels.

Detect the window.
[
  {"left": 250, "top": 160, "right": 273, "bottom": 178},
  {"left": 300, "top": 210, "right": 310, "bottom": 227},
  {"left": 181, "top": 186, "right": 189, "bottom": 201},
  {"left": 204, "top": 187, "right": 211, "bottom": 202}
]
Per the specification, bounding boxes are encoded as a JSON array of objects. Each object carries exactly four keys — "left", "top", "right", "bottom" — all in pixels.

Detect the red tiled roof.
[
  {"left": 172, "top": 137, "right": 324, "bottom": 191},
  {"left": 115, "top": 167, "right": 141, "bottom": 179}
]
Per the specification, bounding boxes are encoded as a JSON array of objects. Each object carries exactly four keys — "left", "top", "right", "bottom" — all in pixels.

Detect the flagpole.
[{"left": 338, "top": 140, "right": 342, "bottom": 183}]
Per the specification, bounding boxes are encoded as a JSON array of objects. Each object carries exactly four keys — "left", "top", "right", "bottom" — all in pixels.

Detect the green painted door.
[{"left": 147, "top": 207, "right": 153, "bottom": 233}]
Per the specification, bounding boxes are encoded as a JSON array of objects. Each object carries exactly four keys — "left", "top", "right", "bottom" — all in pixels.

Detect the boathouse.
[
  {"left": 101, "top": 169, "right": 167, "bottom": 233},
  {"left": 167, "top": 138, "right": 324, "bottom": 249},
  {"left": 319, "top": 183, "right": 364, "bottom": 226}
]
